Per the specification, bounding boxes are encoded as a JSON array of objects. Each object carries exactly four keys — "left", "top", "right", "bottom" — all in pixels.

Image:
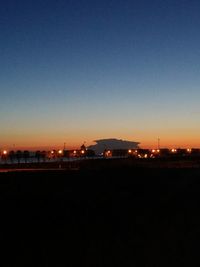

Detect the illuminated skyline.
[{"left": 1, "top": 0, "right": 200, "bottom": 150}]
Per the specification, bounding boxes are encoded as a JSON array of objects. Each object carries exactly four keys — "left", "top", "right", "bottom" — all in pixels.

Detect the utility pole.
[{"left": 157, "top": 137, "right": 160, "bottom": 150}]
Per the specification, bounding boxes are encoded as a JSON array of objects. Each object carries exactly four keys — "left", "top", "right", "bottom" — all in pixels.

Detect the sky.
[{"left": 1, "top": 0, "right": 200, "bottom": 150}]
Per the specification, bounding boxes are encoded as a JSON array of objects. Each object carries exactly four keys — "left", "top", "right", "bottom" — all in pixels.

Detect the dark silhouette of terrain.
[{"left": 0, "top": 167, "right": 200, "bottom": 266}]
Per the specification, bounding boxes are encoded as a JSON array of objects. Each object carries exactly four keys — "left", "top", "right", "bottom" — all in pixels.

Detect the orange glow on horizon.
[{"left": 0, "top": 130, "right": 200, "bottom": 150}]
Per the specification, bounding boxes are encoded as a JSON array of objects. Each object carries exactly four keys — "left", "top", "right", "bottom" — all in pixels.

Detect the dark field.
[{"left": 1, "top": 167, "right": 200, "bottom": 266}]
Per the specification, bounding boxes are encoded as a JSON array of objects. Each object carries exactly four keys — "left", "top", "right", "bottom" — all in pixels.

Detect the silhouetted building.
[{"left": 87, "top": 138, "right": 140, "bottom": 155}]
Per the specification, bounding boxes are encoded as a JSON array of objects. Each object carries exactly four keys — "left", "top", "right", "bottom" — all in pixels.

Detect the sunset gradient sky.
[{"left": 1, "top": 0, "right": 200, "bottom": 150}]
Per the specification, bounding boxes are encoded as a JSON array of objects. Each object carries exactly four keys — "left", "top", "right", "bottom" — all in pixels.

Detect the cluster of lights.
[
  {"left": 128, "top": 149, "right": 150, "bottom": 158},
  {"left": 152, "top": 149, "right": 160, "bottom": 153},
  {"left": 0, "top": 147, "right": 195, "bottom": 160},
  {"left": 49, "top": 149, "right": 87, "bottom": 158},
  {"left": 171, "top": 149, "right": 177, "bottom": 153},
  {"left": 128, "top": 149, "right": 138, "bottom": 154},
  {"left": 138, "top": 153, "right": 148, "bottom": 159}
]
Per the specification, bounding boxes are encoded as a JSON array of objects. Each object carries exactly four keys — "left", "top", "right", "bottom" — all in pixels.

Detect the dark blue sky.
[{"left": 1, "top": 0, "right": 200, "bottom": 149}]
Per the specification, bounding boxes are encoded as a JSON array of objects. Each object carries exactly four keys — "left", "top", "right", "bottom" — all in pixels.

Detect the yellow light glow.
[
  {"left": 58, "top": 150, "right": 62, "bottom": 154},
  {"left": 157, "top": 149, "right": 160, "bottom": 153},
  {"left": 152, "top": 149, "right": 155, "bottom": 153},
  {"left": 3, "top": 150, "right": 7, "bottom": 155},
  {"left": 171, "top": 149, "right": 177, "bottom": 153},
  {"left": 187, "top": 148, "right": 191, "bottom": 152},
  {"left": 73, "top": 150, "right": 76, "bottom": 154},
  {"left": 81, "top": 150, "right": 85, "bottom": 154},
  {"left": 128, "top": 149, "right": 132, "bottom": 153}
]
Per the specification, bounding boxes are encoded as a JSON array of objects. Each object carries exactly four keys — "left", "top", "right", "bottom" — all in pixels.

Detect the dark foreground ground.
[{"left": 0, "top": 166, "right": 200, "bottom": 266}]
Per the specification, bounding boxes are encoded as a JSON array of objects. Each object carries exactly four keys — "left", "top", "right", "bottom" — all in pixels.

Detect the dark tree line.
[
  {"left": 1, "top": 150, "right": 47, "bottom": 163},
  {"left": 1, "top": 148, "right": 96, "bottom": 163}
]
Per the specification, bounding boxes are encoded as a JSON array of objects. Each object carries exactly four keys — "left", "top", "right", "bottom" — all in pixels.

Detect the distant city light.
[
  {"left": 171, "top": 149, "right": 177, "bottom": 153},
  {"left": 81, "top": 150, "right": 85, "bottom": 154},
  {"left": 187, "top": 148, "right": 191, "bottom": 152},
  {"left": 128, "top": 149, "right": 132, "bottom": 153},
  {"left": 58, "top": 150, "right": 62, "bottom": 154},
  {"left": 3, "top": 150, "right": 7, "bottom": 155}
]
